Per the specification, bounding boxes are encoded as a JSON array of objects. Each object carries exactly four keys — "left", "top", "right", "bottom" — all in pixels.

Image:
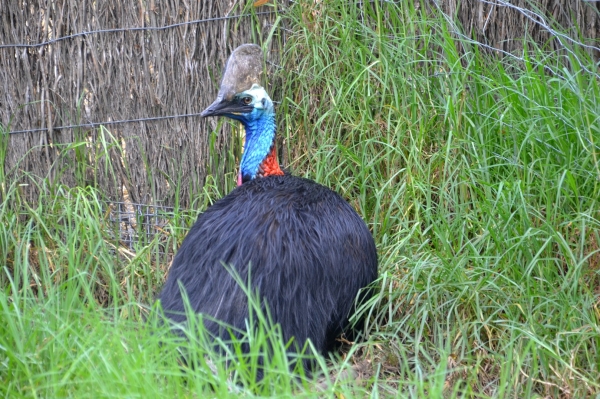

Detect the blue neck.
[{"left": 239, "top": 110, "right": 276, "bottom": 181}]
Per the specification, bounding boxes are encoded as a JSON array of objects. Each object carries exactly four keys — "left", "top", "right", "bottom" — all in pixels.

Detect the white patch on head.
[{"left": 245, "top": 84, "right": 272, "bottom": 110}]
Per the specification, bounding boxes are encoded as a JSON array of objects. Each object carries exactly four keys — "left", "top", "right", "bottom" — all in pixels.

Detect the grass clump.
[
  {"left": 2, "top": 0, "right": 600, "bottom": 397},
  {"left": 281, "top": 0, "right": 600, "bottom": 397},
  {"left": 0, "top": 181, "right": 358, "bottom": 398}
]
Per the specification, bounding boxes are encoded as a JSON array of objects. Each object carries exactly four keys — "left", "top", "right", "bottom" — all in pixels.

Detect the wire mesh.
[{"left": 107, "top": 200, "right": 175, "bottom": 256}]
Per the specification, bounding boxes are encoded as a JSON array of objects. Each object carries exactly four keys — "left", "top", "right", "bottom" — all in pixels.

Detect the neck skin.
[{"left": 238, "top": 110, "right": 283, "bottom": 185}]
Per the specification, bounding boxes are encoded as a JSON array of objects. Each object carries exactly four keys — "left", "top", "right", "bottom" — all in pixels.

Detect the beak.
[{"left": 201, "top": 97, "right": 252, "bottom": 118}]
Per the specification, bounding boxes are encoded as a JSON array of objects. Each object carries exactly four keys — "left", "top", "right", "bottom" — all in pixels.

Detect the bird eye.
[{"left": 242, "top": 96, "right": 252, "bottom": 105}]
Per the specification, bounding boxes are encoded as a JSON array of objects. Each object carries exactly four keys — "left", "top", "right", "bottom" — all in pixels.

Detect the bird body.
[
  {"left": 158, "top": 44, "right": 377, "bottom": 371},
  {"left": 159, "top": 173, "right": 377, "bottom": 355}
]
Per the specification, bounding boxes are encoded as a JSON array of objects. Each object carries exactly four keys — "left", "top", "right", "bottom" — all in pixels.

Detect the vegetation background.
[{"left": 1, "top": 0, "right": 599, "bottom": 397}]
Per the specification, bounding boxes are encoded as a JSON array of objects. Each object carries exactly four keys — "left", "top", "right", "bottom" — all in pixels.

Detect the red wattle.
[{"left": 258, "top": 145, "right": 284, "bottom": 178}]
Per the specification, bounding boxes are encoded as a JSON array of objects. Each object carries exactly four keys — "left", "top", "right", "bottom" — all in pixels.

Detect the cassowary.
[{"left": 158, "top": 44, "right": 377, "bottom": 372}]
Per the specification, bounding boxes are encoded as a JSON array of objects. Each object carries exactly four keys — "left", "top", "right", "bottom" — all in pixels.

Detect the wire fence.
[
  {"left": 1, "top": 0, "right": 288, "bottom": 211},
  {"left": 3, "top": 1, "right": 598, "bottom": 140},
  {"left": 1, "top": 8, "right": 284, "bottom": 137},
  {"left": 0, "top": 0, "right": 290, "bottom": 256},
  {"left": 0, "top": 11, "right": 279, "bottom": 49},
  {"left": 1, "top": 0, "right": 598, "bottom": 252},
  {"left": 108, "top": 200, "right": 174, "bottom": 256}
]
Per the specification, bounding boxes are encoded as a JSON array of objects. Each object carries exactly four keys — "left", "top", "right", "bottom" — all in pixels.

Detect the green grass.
[{"left": 2, "top": 1, "right": 600, "bottom": 397}]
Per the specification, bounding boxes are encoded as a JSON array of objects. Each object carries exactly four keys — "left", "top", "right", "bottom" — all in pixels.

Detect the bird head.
[
  {"left": 200, "top": 44, "right": 282, "bottom": 185},
  {"left": 201, "top": 43, "right": 264, "bottom": 120},
  {"left": 200, "top": 84, "right": 274, "bottom": 122},
  {"left": 202, "top": 84, "right": 280, "bottom": 185}
]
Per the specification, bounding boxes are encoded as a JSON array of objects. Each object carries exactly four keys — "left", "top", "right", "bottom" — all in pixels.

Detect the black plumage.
[{"left": 159, "top": 175, "right": 377, "bottom": 355}]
